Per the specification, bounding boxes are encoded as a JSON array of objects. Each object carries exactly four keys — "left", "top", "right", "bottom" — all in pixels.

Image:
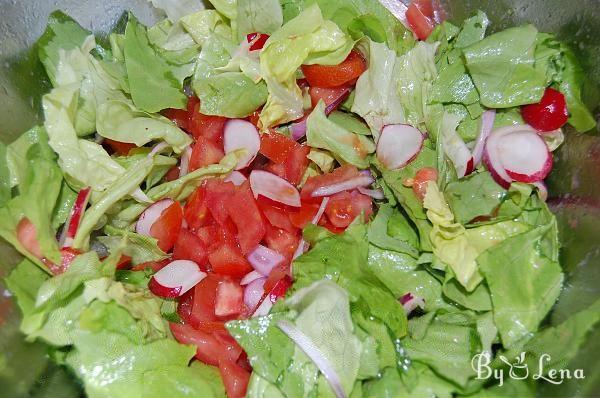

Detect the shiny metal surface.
[{"left": 0, "top": 0, "right": 599, "bottom": 396}]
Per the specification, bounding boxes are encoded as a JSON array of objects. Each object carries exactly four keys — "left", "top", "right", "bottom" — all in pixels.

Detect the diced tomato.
[
  {"left": 283, "top": 144, "right": 310, "bottom": 186},
  {"left": 189, "top": 136, "right": 225, "bottom": 171},
  {"left": 301, "top": 50, "right": 367, "bottom": 88},
  {"left": 237, "top": 352, "right": 252, "bottom": 372},
  {"left": 16, "top": 218, "right": 42, "bottom": 259},
  {"left": 170, "top": 322, "right": 227, "bottom": 366},
  {"left": 226, "top": 183, "right": 266, "bottom": 254},
  {"left": 309, "top": 86, "right": 351, "bottom": 110},
  {"left": 184, "top": 186, "right": 212, "bottom": 230},
  {"left": 164, "top": 165, "right": 181, "bottom": 182},
  {"left": 264, "top": 225, "right": 300, "bottom": 261},
  {"left": 263, "top": 266, "right": 289, "bottom": 294},
  {"left": 412, "top": 167, "right": 438, "bottom": 202},
  {"left": 208, "top": 243, "right": 253, "bottom": 278},
  {"left": 131, "top": 259, "right": 169, "bottom": 272},
  {"left": 172, "top": 228, "right": 209, "bottom": 268},
  {"left": 204, "top": 179, "right": 236, "bottom": 226},
  {"left": 521, "top": 88, "right": 569, "bottom": 132},
  {"left": 288, "top": 202, "right": 322, "bottom": 229},
  {"left": 213, "top": 330, "right": 244, "bottom": 362},
  {"left": 149, "top": 201, "right": 184, "bottom": 252},
  {"left": 104, "top": 139, "right": 137, "bottom": 156},
  {"left": 247, "top": 109, "right": 261, "bottom": 127},
  {"left": 218, "top": 358, "right": 251, "bottom": 398},
  {"left": 178, "top": 274, "right": 221, "bottom": 325},
  {"left": 257, "top": 197, "right": 297, "bottom": 233},
  {"left": 187, "top": 97, "right": 228, "bottom": 143},
  {"left": 246, "top": 32, "right": 270, "bottom": 51},
  {"left": 264, "top": 161, "right": 287, "bottom": 180},
  {"left": 44, "top": 247, "right": 82, "bottom": 275},
  {"left": 325, "top": 190, "right": 373, "bottom": 228},
  {"left": 215, "top": 280, "right": 244, "bottom": 317},
  {"left": 115, "top": 255, "right": 132, "bottom": 270},
  {"left": 259, "top": 131, "right": 298, "bottom": 164},
  {"left": 268, "top": 275, "right": 293, "bottom": 303},
  {"left": 407, "top": 2, "right": 436, "bottom": 40},
  {"left": 413, "top": 0, "right": 435, "bottom": 18},
  {"left": 301, "top": 164, "right": 363, "bottom": 202},
  {"left": 163, "top": 107, "right": 190, "bottom": 130}
]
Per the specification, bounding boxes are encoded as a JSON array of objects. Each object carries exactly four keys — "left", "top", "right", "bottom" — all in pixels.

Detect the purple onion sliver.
[
  {"left": 311, "top": 175, "right": 375, "bottom": 197},
  {"left": 291, "top": 119, "right": 308, "bottom": 141},
  {"left": 247, "top": 244, "right": 286, "bottom": 276},
  {"left": 324, "top": 88, "right": 351, "bottom": 115},
  {"left": 472, "top": 110, "right": 496, "bottom": 166},
  {"left": 357, "top": 186, "right": 385, "bottom": 200},
  {"left": 244, "top": 277, "right": 266, "bottom": 310},
  {"left": 311, "top": 197, "right": 330, "bottom": 225}
]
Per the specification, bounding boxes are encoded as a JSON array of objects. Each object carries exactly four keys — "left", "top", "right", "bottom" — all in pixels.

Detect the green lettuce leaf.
[
  {"left": 4, "top": 259, "right": 50, "bottom": 316},
  {"left": 5, "top": 126, "right": 46, "bottom": 187},
  {"left": 464, "top": 25, "right": 547, "bottom": 108},
  {"left": 98, "top": 225, "right": 169, "bottom": 265},
  {"left": 148, "top": 0, "right": 204, "bottom": 22},
  {"left": 478, "top": 225, "right": 564, "bottom": 348},
  {"left": 306, "top": 101, "right": 375, "bottom": 168},
  {"left": 181, "top": 10, "right": 232, "bottom": 46},
  {"left": 367, "top": 204, "right": 419, "bottom": 257},
  {"left": 124, "top": 15, "right": 187, "bottom": 113},
  {"left": 0, "top": 142, "right": 9, "bottom": 207},
  {"left": 235, "top": 0, "right": 283, "bottom": 42},
  {"left": 444, "top": 172, "right": 506, "bottom": 224}
]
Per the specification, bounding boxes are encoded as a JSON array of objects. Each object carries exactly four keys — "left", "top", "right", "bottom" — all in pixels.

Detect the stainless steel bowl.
[{"left": 1, "top": 1, "right": 598, "bottom": 396}]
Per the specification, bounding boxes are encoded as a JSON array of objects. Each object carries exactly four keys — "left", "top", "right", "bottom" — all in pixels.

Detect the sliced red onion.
[
  {"left": 376, "top": 124, "right": 424, "bottom": 170},
  {"left": 472, "top": 110, "right": 496, "bottom": 166},
  {"left": 311, "top": 174, "right": 374, "bottom": 198},
  {"left": 178, "top": 146, "right": 192, "bottom": 178},
  {"left": 131, "top": 187, "right": 152, "bottom": 203},
  {"left": 400, "top": 292, "right": 425, "bottom": 315},
  {"left": 532, "top": 181, "right": 548, "bottom": 202},
  {"left": 244, "top": 277, "right": 266, "bottom": 310},
  {"left": 290, "top": 118, "right": 308, "bottom": 141},
  {"left": 277, "top": 320, "right": 347, "bottom": 398},
  {"left": 148, "top": 260, "right": 206, "bottom": 298},
  {"left": 252, "top": 296, "right": 274, "bottom": 317},
  {"left": 357, "top": 186, "right": 385, "bottom": 200},
  {"left": 377, "top": 0, "right": 410, "bottom": 29},
  {"left": 59, "top": 187, "right": 91, "bottom": 248},
  {"left": 497, "top": 130, "right": 553, "bottom": 183},
  {"left": 292, "top": 239, "right": 309, "bottom": 260},
  {"left": 136, "top": 199, "right": 174, "bottom": 236},
  {"left": 247, "top": 244, "right": 286, "bottom": 276},
  {"left": 324, "top": 87, "right": 351, "bottom": 115},
  {"left": 249, "top": 170, "right": 301, "bottom": 207},
  {"left": 148, "top": 142, "right": 170, "bottom": 158},
  {"left": 224, "top": 171, "right": 247, "bottom": 186},
  {"left": 223, "top": 119, "right": 260, "bottom": 170},
  {"left": 240, "top": 270, "right": 264, "bottom": 286},
  {"left": 311, "top": 197, "right": 330, "bottom": 225}
]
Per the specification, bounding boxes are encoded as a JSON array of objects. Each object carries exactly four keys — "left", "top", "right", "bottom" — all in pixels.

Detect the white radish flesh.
[
  {"left": 244, "top": 277, "right": 266, "bottom": 310},
  {"left": 148, "top": 260, "right": 206, "bottom": 298},
  {"left": 497, "top": 130, "right": 553, "bottom": 183},
  {"left": 136, "top": 199, "right": 174, "bottom": 236},
  {"left": 442, "top": 125, "right": 474, "bottom": 178},
  {"left": 249, "top": 170, "right": 301, "bottom": 207},
  {"left": 224, "top": 171, "right": 247, "bottom": 186},
  {"left": 376, "top": 124, "right": 424, "bottom": 170},
  {"left": 472, "top": 110, "right": 496, "bottom": 166},
  {"left": 223, "top": 119, "right": 260, "bottom": 170}
]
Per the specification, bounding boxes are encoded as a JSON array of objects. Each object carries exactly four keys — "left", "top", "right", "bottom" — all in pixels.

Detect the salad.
[{"left": 1, "top": 0, "right": 599, "bottom": 397}]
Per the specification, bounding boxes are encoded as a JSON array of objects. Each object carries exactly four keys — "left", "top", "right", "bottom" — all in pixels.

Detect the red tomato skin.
[
  {"left": 189, "top": 136, "right": 225, "bottom": 171},
  {"left": 184, "top": 186, "right": 213, "bottom": 230},
  {"left": 325, "top": 190, "right": 373, "bottom": 228},
  {"left": 215, "top": 280, "right": 244, "bottom": 317},
  {"left": 208, "top": 244, "right": 253, "bottom": 278},
  {"left": 309, "top": 86, "right": 351, "bottom": 110},
  {"left": 149, "top": 201, "right": 184, "bottom": 252},
  {"left": 131, "top": 259, "right": 170, "bottom": 272},
  {"left": 412, "top": 167, "right": 438, "bottom": 202},
  {"left": 283, "top": 144, "right": 310, "bottom": 186},
  {"left": 164, "top": 165, "right": 181, "bottom": 182},
  {"left": 521, "top": 88, "right": 569, "bottom": 132},
  {"left": 187, "top": 97, "right": 228, "bottom": 143},
  {"left": 218, "top": 358, "right": 251, "bottom": 398},
  {"left": 288, "top": 202, "right": 322, "bottom": 229},
  {"left": 301, "top": 50, "right": 367, "bottom": 88},
  {"left": 16, "top": 218, "right": 42, "bottom": 259},
  {"left": 226, "top": 183, "right": 266, "bottom": 255},
  {"left": 164, "top": 107, "right": 190, "bottom": 130},
  {"left": 115, "top": 255, "right": 132, "bottom": 270},
  {"left": 247, "top": 109, "right": 261, "bottom": 127},
  {"left": 414, "top": 0, "right": 435, "bottom": 18},
  {"left": 213, "top": 330, "right": 244, "bottom": 362},
  {"left": 406, "top": 3, "right": 435, "bottom": 40},
  {"left": 169, "top": 322, "right": 225, "bottom": 366},
  {"left": 257, "top": 197, "right": 297, "bottom": 233},
  {"left": 178, "top": 274, "right": 223, "bottom": 326},
  {"left": 172, "top": 228, "right": 209, "bottom": 268},
  {"left": 259, "top": 131, "right": 298, "bottom": 164},
  {"left": 264, "top": 225, "right": 300, "bottom": 261},
  {"left": 204, "top": 179, "right": 237, "bottom": 226},
  {"left": 264, "top": 161, "right": 287, "bottom": 180},
  {"left": 44, "top": 247, "right": 82, "bottom": 275},
  {"left": 301, "top": 164, "right": 362, "bottom": 202},
  {"left": 103, "top": 139, "right": 137, "bottom": 156},
  {"left": 247, "top": 33, "right": 270, "bottom": 51}
]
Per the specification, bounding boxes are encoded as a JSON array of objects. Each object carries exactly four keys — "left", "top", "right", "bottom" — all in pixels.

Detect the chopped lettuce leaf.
[
  {"left": 0, "top": 142, "right": 10, "bottom": 207},
  {"left": 181, "top": 10, "right": 231, "bottom": 46},
  {"left": 464, "top": 25, "right": 547, "bottom": 108},
  {"left": 98, "top": 225, "right": 169, "bottom": 265},
  {"left": 367, "top": 204, "right": 419, "bottom": 257},
  {"left": 235, "top": 0, "right": 283, "bottom": 42},
  {"left": 444, "top": 172, "right": 506, "bottom": 224},
  {"left": 4, "top": 259, "right": 50, "bottom": 316},
  {"left": 306, "top": 101, "right": 375, "bottom": 168},
  {"left": 148, "top": 0, "right": 204, "bottom": 22},
  {"left": 328, "top": 111, "right": 371, "bottom": 135},
  {"left": 5, "top": 126, "right": 46, "bottom": 187}
]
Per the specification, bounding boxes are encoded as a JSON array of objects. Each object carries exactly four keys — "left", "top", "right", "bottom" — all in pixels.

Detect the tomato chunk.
[
  {"left": 189, "top": 136, "right": 225, "bottom": 171},
  {"left": 184, "top": 186, "right": 212, "bottom": 230},
  {"left": 521, "top": 88, "right": 569, "bottom": 132},
  {"left": 288, "top": 202, "right": 322, "bottom": 229},
  {"left": 283, "top": 144, "right": 310, "bottom": 186},
  {"left": 412, "top": 167, "right": 438, "bottom": 202},
  {"left": 170, "top": 323, "right": 226, "bottom": 366},
  {"left": 149, "top": 201, "right": 184, "bottom": 252},
  {"left": 259, "top": 131, "right": 298, "bottom": 164},
  {"left": 301, "top": 164, "right": 363, "bottom": 202},
  {"left": 208, "top": 244, "right": 253, "bottom": 278},
  {"left": 325, "top": 190, "right": 373, "bottom": 228},
  {"left": 407, "top": 2, "right": 435, "bottom": 40},
  {"left": 172, "top": 228, "right": 209, "bottom": 268},
  {"left": 301, "top": 50, "right": 367, "bottom": 88},
  {"left": 264, "top": 224, "right": 300, "bottom": 261},
  {"left": 226, "top": 183, "right": 266, "bottom": 254},
  {"left": 103, "top": 139, "right": 136, "bottom": 156},
  {"left": 215, "top": 280, "right": 244, "bottom": 317},
  {"left": 309, "top": 86, "right": 351, "bottom": 111},
  {"left": 218, "top": 358, "right": 251, "bottom": 398},
  {"left": 178, "top": 274, "right": 221, "bottom": 325},
  {"left": 187, "top": 97, "right": 228, "bottom": 143},
  {"left": 257, "top": 196, "right": 297, "bottom": 233},
  {"left": 204, "top": 179, "right": 236, "bottom": 226}
]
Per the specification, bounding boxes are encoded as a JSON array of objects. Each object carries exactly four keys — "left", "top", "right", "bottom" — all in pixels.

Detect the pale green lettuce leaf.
[
  {"left": 208, "top": 0, "right": 237, "bottom": 20},
  {"left": 98, "top": 225, "right": 169, "bottom": 265},
  {"left": 5, "top": 259, "right": 50, "bottom": 316},
  {"left": 235, "top": 0, "right": 283, "bottom": 42},
  {"left": 328, "top": 111, "right": 371, "bottom": 135},
  {"left": 0, "top": 142, "right": 9, "bottom": 207},
  {"left": 181, "top": 10, "right": 232, "bottom": 46},
  {"left": 5, "top": 126, "right": 46, "bottom": 187},
  {"left": 149, "top": 0, "right": 204, "bottom": 21},
  {"left": 306, "top": 101, "right": 375, "bottom": 168},
  {"left": 464, "top": 25, "right": 546, "bottom": 108},
  {"left": 444, "top": 172, "right": 506, "bottom": 224}
]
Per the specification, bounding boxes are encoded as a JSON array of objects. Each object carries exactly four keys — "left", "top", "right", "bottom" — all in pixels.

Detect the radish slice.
[
  {"left": 249, "top": 170, "right": 301, "bottom": 207},
  {"left": 357, "top": 186, "right": 385, "bottom": 200},
  {"left": 136, "top": 199, "right": 174, "bottom": 236},
  {"left": 224, "top": 171, "right": 247, "bottom": 186},
  {"left": 277, "top": 320, "right": 347, "bottom": 398},
  {"left": 443, "top": 125, "right": 474, "bottom": 178},
  {"left": 311, "top": 197, "right": 330, "bottom": 225},
  {"left": 59, "top": 187, "right": 91, "bottom": 248},
  {"left": 472, "top": 110, "right": 496, "bottom": 166},
  {"left": 483, "top": 125, "right": 529, "bottom": 188},
  {"left": 377, "top": 0, "right": 410, "bottom": 29},
  {"left": 148, "top": 260, "right": 206, "bottom": 298},
  {"left": 497, "top": 130, "right": 553, "bottom": 183},
  {"left": 290, "top": 119, "right": 308, "bottom": 141},
  {"left": 376, "top": 124, "right": 424, "bottom": 170},
  {"left": 241, "top": 270, "right": 264, "bottom": 286},
  {"left": 223, "top": 119, "right": 260, "bottom": 170},
  {"left": 178, "top": 146, "right": 192, "bottom": 178},
  {"left": 400, "top": 292, "right": 425, "bottom": 315},
  {"left": 247, "top": 244, "right": 286, "bottom": 276},
  {"left": 244, "top": 277, "right": 266, "bottom": 310},
  {"left": 324, "top": 87, "right": 351, "bottom": 115},
  {"left": 532, "top": 181, "right": 548, "bottom": 202},
  {"left": 311, "top": 174, "right": 374, "bottom": 198}
]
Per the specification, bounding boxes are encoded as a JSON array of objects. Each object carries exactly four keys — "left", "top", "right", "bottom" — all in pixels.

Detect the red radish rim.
[
  {"left": 148, "top": 259, "right": 206, "bottom": 298},
  {"left": 472, "top": 110, "right": 496, "bottom": 166},
  {"left": 497, "top": 130, "right": 553, "bottom": 183},
  {"left": 376, "top": 124, "right": 424, "bottom": 170},
  {"left": 249, "top": 170, "right": 301, "bottom": 207},
  {"left": 252, "top": 295, "right": 274, "bottom": 317},
  {"left": 311, "top": 174, "right": 375, "bottom": 198},
  {"left": 223, "top": 119, "right": 260, "bottom": 170},
  {"left": 224, "top": 171, "right": 247, "bottom": 186},
  {"left": 400, "top": 292, "right": 425, "bottom": 315},
  {"left": 136, "top": 199, "right": 175, "bottom": 236},
  {"left": 483, "top": 125, "right": 535, "bottom": 188},
  {"left": 60, "top": 187, "right": 91, "bottom": 248},
  {"left": 247, "top": 244, "right": 286, "bottom": 276}
]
